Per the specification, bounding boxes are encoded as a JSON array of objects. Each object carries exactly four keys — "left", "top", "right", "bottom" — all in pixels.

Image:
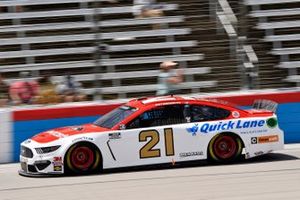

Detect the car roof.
[{"left": 126, "top": 95, "right": 239, "bottom": 111}]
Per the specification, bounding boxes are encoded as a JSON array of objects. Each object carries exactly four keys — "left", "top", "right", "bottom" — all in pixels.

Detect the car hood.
[{"left": 31, "top": 124, "right": 109, "bottom": 143}]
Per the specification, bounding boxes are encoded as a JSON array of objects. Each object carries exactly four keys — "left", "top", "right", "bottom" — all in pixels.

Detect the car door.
[
  {"left": 107, "top": 103, "right": 232, "bottom": 168},
  {"left": 108, "top": 104, "right": 190, "bottom": 168}
]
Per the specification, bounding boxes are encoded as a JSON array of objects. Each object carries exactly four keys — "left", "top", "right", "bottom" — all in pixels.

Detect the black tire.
[
  {"left": 208, "top": 134, "right": 243, "bottom": 163},
  {"left": 65, "top": 143, "right": 101, "bottom": 175}
]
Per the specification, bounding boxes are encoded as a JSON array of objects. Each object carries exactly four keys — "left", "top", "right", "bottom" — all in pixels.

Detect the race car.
[{"left": 19, "top": 96, "right": 284, "bottom": 176}]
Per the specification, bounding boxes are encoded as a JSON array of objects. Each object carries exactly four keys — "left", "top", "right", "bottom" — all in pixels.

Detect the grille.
[
  {"left": 21, "top": 146, "right": 33, "bottom": 158},
  {"left": 28, "top": 165, "right": 38, "bottom": 173}
]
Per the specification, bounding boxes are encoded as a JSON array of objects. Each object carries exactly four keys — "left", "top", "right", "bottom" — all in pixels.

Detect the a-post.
[{"left": 93, "top": 0, "right": 102, "bottom": 100}]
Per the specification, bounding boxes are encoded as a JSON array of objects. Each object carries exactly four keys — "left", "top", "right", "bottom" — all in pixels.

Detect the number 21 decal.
[{"left": 139, "top": 128, "right": 175, "bottom": 159}]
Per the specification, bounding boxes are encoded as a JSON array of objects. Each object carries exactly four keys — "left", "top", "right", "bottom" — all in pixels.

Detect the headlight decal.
[{"left": 35, "top": 145, "right": 61, "bottom": 154}]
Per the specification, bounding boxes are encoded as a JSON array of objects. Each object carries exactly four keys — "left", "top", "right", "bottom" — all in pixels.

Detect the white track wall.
[{"left": 0, "top": 109, "right": 13, "bottom": 163}]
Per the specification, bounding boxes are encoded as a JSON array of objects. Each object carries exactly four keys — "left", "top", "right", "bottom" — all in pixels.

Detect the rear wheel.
[
  {"left": 208, "top": 134, "right": 243, "bottom": 163},
  {"left": 65, "top": 143, "right": 101, "bottom": 175}
]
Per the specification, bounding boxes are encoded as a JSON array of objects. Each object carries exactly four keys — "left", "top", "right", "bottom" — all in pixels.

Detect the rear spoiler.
[{"left": 252, "top": 99, "right": 278, "bottom": 113}]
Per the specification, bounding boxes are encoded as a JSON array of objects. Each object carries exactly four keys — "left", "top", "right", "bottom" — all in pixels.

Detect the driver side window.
[
  {"left": 189, "top": 105, "right": 230, "bottom": 122},
  {"left": 126, "top": 105, "right": 185, "bottom": 129}
]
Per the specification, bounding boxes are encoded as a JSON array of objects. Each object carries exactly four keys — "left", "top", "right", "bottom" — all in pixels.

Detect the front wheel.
[
  {"left": 65, "top": 143, "right": 101, "bottom": 175},
  {"left": 208, "top": 134, "right": 243, "bottom": 163}
]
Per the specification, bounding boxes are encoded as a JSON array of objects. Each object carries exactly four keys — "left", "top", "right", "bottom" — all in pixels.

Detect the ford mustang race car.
[{"left": 19, "top": 96, "right": 284, "bottom": 176}]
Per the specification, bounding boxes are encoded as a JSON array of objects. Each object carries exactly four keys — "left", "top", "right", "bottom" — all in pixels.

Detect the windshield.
[{"left": 93, "top": 105, "right": 137, "bottom": 129}]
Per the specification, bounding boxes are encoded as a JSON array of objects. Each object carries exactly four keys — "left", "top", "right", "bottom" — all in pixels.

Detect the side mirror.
[{"left": 119, "top": 124, "right": 126, "bottom": 130}]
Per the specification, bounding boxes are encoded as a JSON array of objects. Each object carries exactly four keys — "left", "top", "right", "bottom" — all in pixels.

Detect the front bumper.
[{"left": 19, "top": 144, "right": 65, "bottom": 176}]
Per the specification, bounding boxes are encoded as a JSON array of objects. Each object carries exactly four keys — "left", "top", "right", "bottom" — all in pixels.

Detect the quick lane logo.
[
  {"left": 186, "top": 124, "right": 199, "bottom": 136},
  {"left": 187, "top": 119, "right": 265, "bottom": 135}
]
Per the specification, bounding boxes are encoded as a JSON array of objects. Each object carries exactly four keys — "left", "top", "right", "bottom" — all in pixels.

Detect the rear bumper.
[{"left": 245, "top": 130, "right": 284, "bottom": 159}]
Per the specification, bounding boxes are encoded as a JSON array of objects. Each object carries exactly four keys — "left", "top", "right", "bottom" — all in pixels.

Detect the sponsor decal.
[
  {"left": 251, "top": 135, "right": 279, "bottom": 144},
  {"left": 47, "top": 130, "right": 66, "bottom": 138},
  {"left": 232, "top": 111, "right": 240, "bottom": 118},
  {"left": 53, "top": 157, "right": 62, "bottom": 162},
  {"left": 155, "top": 101, "right": 181, "bottom": 106},
  {"left": 266, "top": 118, "right": 278, "bottom": 128},
  {"left": 179, "top": 151, "right": 203, "bottom": 158},
  {"left": 258, "top": 135, "right": 279, "bottom": 143},
  {"left": 240, "top": 129, "right": 268, "bottom": 134},
  {"left": 186, "top": 124, "right": 199, "bottom": 136},
  {"left": 109, "top": 132, "right": 121, "bottom": 139},
  {"left": 53, "top": 156, "right": 63, "bottom": 166},
  {"left": 251, "top": 137, "right": 257, "bottom": 144},
  {"left": 53, "top": 165, "right": 62, "bottom": 171},
  {"left": 187, "top": 119, "right": 265, "bottom": 135},
  {"left": 72, "top": 136, "right": 94, "bottom": 143}
]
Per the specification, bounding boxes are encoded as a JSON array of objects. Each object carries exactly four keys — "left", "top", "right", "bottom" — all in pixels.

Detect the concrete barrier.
[{"left": 0, "top": 109, "right": 13, "bottom": 163}]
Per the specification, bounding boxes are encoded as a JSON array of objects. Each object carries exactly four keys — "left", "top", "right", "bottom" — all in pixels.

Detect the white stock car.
[{"left": 19, "top": 96, "right": 284, "bottom": 176}]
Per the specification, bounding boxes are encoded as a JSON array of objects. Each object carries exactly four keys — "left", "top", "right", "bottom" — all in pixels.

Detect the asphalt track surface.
[{"left": 1, "top": 145, "right": 300, "bottom": 200}]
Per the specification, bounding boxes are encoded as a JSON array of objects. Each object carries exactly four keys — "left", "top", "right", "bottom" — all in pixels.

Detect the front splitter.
[{"left": 18, "top": 170, "right": 62, "bottom": 178}]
